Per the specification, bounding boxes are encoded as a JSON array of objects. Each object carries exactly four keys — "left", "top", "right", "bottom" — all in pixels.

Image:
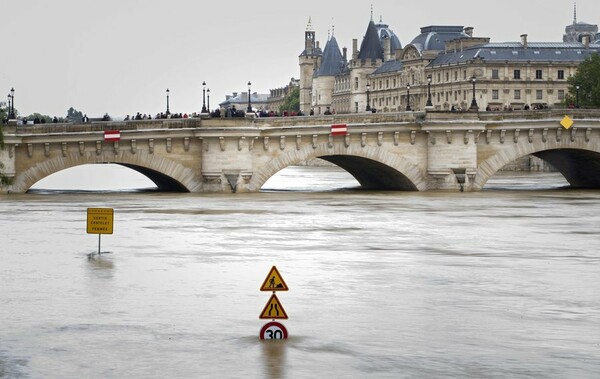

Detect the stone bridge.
[{"left": 2, "top": 110, "right": 600, "bottom": 193}]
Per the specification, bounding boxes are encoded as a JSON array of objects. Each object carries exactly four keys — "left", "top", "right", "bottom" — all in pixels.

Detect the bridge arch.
[
  {"left": 249, "top": 143, "right": 427, "bottom": 191},
  {"left": 474, "top": 138, "right": 600, "bottom": 189},
  {"left": 12, "top": 150, "right": 200, "bottom": 192}
]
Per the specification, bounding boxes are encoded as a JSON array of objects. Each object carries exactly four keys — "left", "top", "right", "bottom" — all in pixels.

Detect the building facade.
[{"left": 299, "top": 7, "right": 600, "bottom": 115}]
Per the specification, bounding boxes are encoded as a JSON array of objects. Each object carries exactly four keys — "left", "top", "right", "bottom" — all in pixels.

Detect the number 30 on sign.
[{"left": 260, "top": 321, "right": 288, "bottom": 340}]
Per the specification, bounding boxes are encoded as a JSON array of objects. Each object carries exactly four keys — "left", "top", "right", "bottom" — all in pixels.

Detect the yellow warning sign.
[
  {"left": 260, "top": 266, "right": 289, "bottom": 291},
  {"left": 87, "top": 208, "right": 114, "bottom": 234},
  {"left": 560, "top": 115, "right": 574, "bottom": 129},
  {"left": 259, "top": 294, "right": 288, "bottom": 319}
]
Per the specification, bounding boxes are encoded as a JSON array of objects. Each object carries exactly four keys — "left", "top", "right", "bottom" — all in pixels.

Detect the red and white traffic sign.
[
  {"left": 260, "top": 321, "right": 288, "bottom": 340},
  {"left": 104, "top": 130, "right": 121, "bottom": 142}
]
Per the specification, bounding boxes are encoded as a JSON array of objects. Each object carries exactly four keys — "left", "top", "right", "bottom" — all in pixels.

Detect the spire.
[
  {"left": 315, "top": 36, "right": 346, "bottom": 77},
  {"left": 358, "top": 19, "right": 384, "bottom": 60},
  {"left": 574, "top": 2, "right": 577, "bottom": 24},
  {"left": 370, "top": 4, "right": 374, "bottom": 22},
  {"left": 331, "top": 19, "right": 335, "bottom": 37},
  {"left": 306, "top": 16, "right": 313, "bottom": 31}
]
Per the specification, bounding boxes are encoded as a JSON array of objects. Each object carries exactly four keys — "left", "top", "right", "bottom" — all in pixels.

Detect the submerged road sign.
[
  {"left": 87, "top": 208, "right": 114, "bottom": 234},
  {"left": 260, "top": 266, "right": 289, "bottom": 291},
  {"left": 260, "top": 321, "right": 288, "bottom": 340},
  {"left": 259, "top": 294, "right": 288, "bottom": 319}
]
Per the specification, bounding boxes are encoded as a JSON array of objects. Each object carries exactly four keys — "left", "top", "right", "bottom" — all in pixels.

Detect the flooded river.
[{"left": 1, "top": 166, "right": 599, "bottom": 378}]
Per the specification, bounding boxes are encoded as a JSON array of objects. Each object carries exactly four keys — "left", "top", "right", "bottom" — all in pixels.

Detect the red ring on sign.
[{"left": 259, "top": 321, "right": 288, "bottom": 340}]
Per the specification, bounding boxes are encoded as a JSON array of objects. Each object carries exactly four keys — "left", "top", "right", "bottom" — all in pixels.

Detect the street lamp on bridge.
[
  {"left": 201, "top": 81, "right": 207, "bottom": 113},
  {"left": 247, "top": 81, "right": 252, "bottom": 113},
  {"left": 166, "top": 88, "right": 170, "bottom": 116},
  {"left": 7, "top": 93, "right": 12, "bottom": 120},
  {"left": 576, "top": 85, "right": 580, "bottom": 108},
  {"left": 8, "top": 87, "right": 15, "bottom": 119},
  {"left": 406, "top": 84, "right": 411, "bottom": 111},
  {"left": 469, "top": 76, "right": 479, "bottom": 111},
  {"left": 366, "top": 82, "right": 371, "bottom": 112},
  {"left": 207, "top": 88, "right": 211, "bottom": 113},
  {"left": 426, "top": 76, "right": 433, "bottom": 108}
]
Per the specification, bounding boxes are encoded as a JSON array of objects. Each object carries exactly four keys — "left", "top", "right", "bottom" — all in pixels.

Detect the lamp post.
[
  {"left": 366, "top": 82, "right": 371, "bottom": 111},
  {"left": 406, "top": 84, "right": 411, "bottom": 111},
  {"left": 426, "top": 76, "right": 433, "bottom": 107},
  {"left": 201, "top": 81, "right": 207, "bottom": 113},
  {"left": 576, "top": 85, "right": 580, "bottom": 108},
  {"left": 207, "top": 88, "right": 211, "bottom": 113},
  {"left": 166, "top": 88, "right": 170, "bottom": 116},
  {"left": 469, "top": 76, "right": 479, "bottom": 111},
  {"left": 7, "top": 94, "right": 12, "bottom": 120},
  {"left": 247, "top": 81, "right": 252, "bottom": 113},
  {"left": 9, "top": 87, "right": 15, "bottom": 119}
]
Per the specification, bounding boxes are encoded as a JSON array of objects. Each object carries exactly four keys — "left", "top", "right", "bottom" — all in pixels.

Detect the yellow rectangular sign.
[{"left": 87, "top": 208, "right": 114, "bottom": 234}]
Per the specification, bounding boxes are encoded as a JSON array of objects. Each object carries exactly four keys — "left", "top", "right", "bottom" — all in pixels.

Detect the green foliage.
[
  {"left": 279, "top": 87, "right": 300, "bottom": 113},
  {"left": 567, "top": 53, "right": 600, "bottom": 107},
  {"left": 26, "top": 113, "right": 53, "bottom": 123},
  {"left": 67, "top": 107, "right": 84, "bottom": 122},
  {"left": 0, "top": 103, "right": 6, "bottom": 124}
]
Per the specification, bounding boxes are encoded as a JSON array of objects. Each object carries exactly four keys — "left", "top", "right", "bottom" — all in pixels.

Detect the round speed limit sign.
[{"left": 260, "top": 321, "right": 288, "bottom": 340}]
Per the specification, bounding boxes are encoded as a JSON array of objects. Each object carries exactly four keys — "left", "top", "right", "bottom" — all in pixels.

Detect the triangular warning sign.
[
  {"left": 260, "top": 266, "right": 289, "bottom": 291},
  {"left": 259, "top": 294, "right": 288, "bottom": 319}
]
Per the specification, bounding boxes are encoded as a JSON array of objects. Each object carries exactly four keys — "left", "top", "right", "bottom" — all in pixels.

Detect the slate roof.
[
  {"left": 358, "top": 21, "right": 384, "bottom": 60},
  {"left": 375, "top": 20, "right": 402, "bottom": 51},
  {"left": 428, "top": 42, "right": 600, "bottom": 67},
  {"left": 299, "top": 46, "right": 323, "bottom": 57},
  {"left": 409, "top": 26, "right": 470, "bottom": 52},
  {"left": 371, "top": 60, "right": 404, "bottom": 75},
  {"left": 315, "top": 36, "right": 347, "bottom": 77}
]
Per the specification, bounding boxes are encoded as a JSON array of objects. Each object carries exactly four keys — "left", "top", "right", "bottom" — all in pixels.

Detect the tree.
[
  {"left": 279, "top": 87, "right": 300, "bottom": 113},
  {"left": 27, "top": 113, "right": 53, "bottom": 124},
  {"left": 66, "top": 107, "right": 84, "bottom": 122},
  {"left": 0, "top": 102, "right": 7, "bottom": 124},
  {"left": 567, "top": 53, "right": 600, "bottom": 107}
]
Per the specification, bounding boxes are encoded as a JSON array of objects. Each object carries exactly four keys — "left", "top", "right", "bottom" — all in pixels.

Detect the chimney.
[
  {"left": 352, "top": 38, "right": 358, "bottom": 59},
  {"left": 582, "top": 34, "right": 590, "bottom": 48},
  {"left": 232, "top": 92, "right": 238, "bottom": 97},
  {"left": 316, "top": 41, "right": 320, "bottom": 50},
  {"left": 464, "top": 27, "right": 474, "bottom": 37},
  {"left": 342, "top": 47, "right": 347, "bottom": 61},
  {"left": 521, "top": 34, "right": 528, "bottom": 49},
  {"left": 383, "top": 36, "right": 391, "bottom": 61}
]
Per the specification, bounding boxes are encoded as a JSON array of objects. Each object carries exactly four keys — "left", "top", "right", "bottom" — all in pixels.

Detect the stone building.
[
  {"left": 298, "top": 6, "right": 600, "bottom": 115},
  {"left": 563, "top": 3, "right": 599, "bottom": 43},
  {"left": 267, "top": 78, "right": 299, "bottom": 113},
  {"left": 219, "top": 91, "right": 269, "bottom": 113}
]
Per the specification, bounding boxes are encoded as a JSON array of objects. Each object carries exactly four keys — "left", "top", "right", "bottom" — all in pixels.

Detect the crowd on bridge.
[{"left": 123, "top": 112, "right": 191, "bottom": 121}]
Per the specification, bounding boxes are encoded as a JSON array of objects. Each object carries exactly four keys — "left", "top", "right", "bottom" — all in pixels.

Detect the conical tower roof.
[
  {"left": 358, "top": 20, "right": 383, "bottom": 60},
  {"left": 315, "top": 36, "right": 346, "bottom": 76}
]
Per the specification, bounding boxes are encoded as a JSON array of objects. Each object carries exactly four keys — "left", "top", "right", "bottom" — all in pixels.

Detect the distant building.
[
  {"left": 563, "top": 3, "right": 599, "bottom": 43},
  {"left": 267, "top": 78, "right": 299, "bottom": 113},
  {"left": 219, "top": 91, "right": 269, "bottom": 113},
  {"left": 298, "top": 4, "right": 600, "bottom": 114}
]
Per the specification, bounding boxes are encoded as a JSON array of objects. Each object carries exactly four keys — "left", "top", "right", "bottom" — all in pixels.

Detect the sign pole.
[
  {"left": 87, "top": 208, "right": 114, "bottom": 256},
  {"left": 259, "top": 266, "right": 290, "bottom": 339}
]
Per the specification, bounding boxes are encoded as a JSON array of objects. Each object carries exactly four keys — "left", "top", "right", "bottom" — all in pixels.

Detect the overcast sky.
[{"left": 1, "top": 0, "right": 597, "bottom": 119}]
